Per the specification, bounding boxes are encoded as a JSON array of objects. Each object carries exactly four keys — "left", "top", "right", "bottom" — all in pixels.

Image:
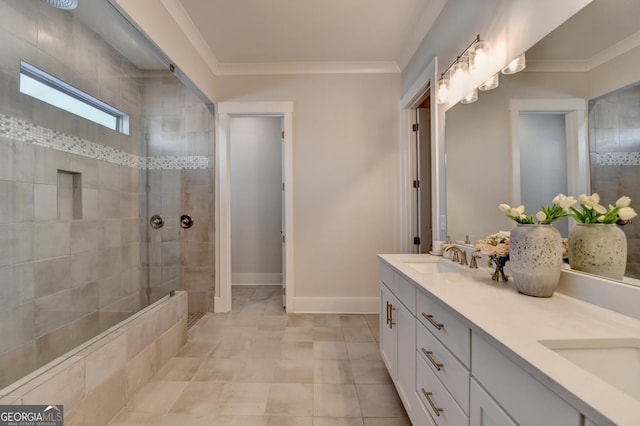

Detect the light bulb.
[
  {"left": 479, "top": 73, "right": 499, "bottom": 91},
  {"left": 460, "top": 89, "right": 478, "bottom": 104},
  {"left": 450, "top": 61, "right": 469, "bottom": 89},
  {"left": 502, "top": 53, "right": 526, "bottom": 75},
  {"left": 470, "top": 41, "right": 490, "bottom": 75},
  {"left": 437, "top": 78, "right": 449, "bottom": 104}
]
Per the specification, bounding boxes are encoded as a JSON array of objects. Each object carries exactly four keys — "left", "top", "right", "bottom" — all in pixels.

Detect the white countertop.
[{"left": 379, "top": 253, "right": 640, "bottom": 426}]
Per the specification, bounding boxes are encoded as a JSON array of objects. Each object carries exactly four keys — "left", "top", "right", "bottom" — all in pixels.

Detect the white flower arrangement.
[
  {"left": 499, "top": 194, "right": 577, "bottom": 225},
  {"left": 569, "top": 193, "right": 637, "bottom": 224}
]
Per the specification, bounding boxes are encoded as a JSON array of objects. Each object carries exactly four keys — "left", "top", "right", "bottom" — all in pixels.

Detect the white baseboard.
[
  {"left": 292, "top": 297, "right": 379, "bottom": 314},
  {"left": 232, "top": 273, "right": 283, "bottom": 286},
  {"left": 214, "top": 296, "right": 230, "bottom": 313}
]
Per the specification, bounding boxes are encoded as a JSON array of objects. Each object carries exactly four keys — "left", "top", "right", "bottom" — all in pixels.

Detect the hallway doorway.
[
  {"left": 229, "top": 116, "right": 284, "bottom": 302},
  {"left": 216, "top": 102, "right": 294, "bottom": 313}
]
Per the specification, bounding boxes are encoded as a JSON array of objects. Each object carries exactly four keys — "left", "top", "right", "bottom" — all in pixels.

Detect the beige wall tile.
[
  {"left": 0, "top": 225, "right": 12, "bottom": 267},
  {"left": 84, "top": 333, "right": 126, "bottom": 393},
  {"left": 70, "top": 220, "right": 98, "bottom": 254},
  {"left": 34, "top": 290, "right": 71, "bottom": 337},
  {"left": 34, "top": 221, "right": 70, "bottom": 259},
  {"left": 126, "top": 344, "right": 156, "bottom": 396},
  {"left": 34, "top": 257, "right": 70, "bottom": 298},
  {"left": 155, "top": 324, "right": 179, "bottom": 370},
  {"left": 22, "top": 357, "right": 85, "bottom": 406}
]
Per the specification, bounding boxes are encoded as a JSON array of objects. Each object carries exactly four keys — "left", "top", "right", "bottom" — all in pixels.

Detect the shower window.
[{"left": 19, "top": 61, "right": 130, "bottom": 134}]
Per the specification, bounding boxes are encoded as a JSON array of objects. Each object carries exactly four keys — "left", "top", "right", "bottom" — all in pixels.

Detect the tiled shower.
[{"left": 0, "top": 0, "right": 214, "bottom": 390}]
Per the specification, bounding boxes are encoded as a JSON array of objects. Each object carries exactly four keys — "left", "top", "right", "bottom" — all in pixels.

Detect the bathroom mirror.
[{"left": 445, "top": 0, "right": 640, "bottom": 283}]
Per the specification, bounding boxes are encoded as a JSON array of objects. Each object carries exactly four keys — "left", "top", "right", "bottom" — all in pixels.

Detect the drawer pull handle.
[
  {"left": 421, "top": 388, "right": 443, "bottom": 416},
  {"left": 421, "top": 348, "right": 443, "bottom": 371},
  {"left": 386, "top": 301, "right": 391, "bottom": 325},
  {"left": 422, "top": 313, "right": 444, "bottom": 330},
  {"left": 389, "top": 305, "right": 396, "bottom": 329}
]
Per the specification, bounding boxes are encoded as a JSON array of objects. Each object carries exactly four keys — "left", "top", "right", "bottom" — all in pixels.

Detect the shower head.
[{"left": 41, "top": 0, "right": 78, "bottom": 10}]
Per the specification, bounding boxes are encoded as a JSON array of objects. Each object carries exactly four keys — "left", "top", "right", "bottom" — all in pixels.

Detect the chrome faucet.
[
  {"left": 470, "top": 252, "right": 481, "bottom": 269},
  {"left": 444, "top": 245, "right": 468, "bottom": 266}
]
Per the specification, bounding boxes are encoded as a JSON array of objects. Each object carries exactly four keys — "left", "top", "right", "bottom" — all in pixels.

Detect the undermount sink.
[
  {"left": 539, "top": 338, "right": 640, "bottom": 401},
  {"left": 401, "top": 259, "right": 469, "bottom": 274}
]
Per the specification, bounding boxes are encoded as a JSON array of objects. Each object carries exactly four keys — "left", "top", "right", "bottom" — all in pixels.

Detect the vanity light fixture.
[
  {"left": 436, "top": 35, "right": 492, "bottom": 105},
  {"left": 460, "top": 89, "right": 478, "bottom": 104},
  {"left": 501, "top": 53, "right": 526, "bottom": 74}
]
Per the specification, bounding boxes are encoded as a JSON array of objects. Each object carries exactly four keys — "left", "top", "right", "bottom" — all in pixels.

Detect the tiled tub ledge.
[{"left": 0, "top": 291, "right": 188, "bottom": 426}]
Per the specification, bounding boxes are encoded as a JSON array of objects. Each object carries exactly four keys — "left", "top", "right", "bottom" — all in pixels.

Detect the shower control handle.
[
  {"left": 180, "top": 214, "right": 194, "bottom": 229},
  {"left": 150, "top": 214, "right": 164, "bottom": 229}
]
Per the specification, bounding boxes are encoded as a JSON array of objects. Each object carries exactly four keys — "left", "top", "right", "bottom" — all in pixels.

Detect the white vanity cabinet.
[
  {"left": 471, "top": 332, "right": 582, "bottom": 426},
  {"left": 379, "top": 257, "right": 592, "bottom": 426},
  {"left": 415, "top": 287, "right": 471, "bottom": 425},
  {"left": 380, "top": 264, "right": 418, "bottom": 421}
]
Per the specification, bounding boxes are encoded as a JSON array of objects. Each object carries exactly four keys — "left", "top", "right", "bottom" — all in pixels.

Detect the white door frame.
[
  {"left": 215, "top": 101, "right": 294, "bottom": 312},
  {"left": 400, "top": 57, "right": 447, "bottom": 250},
  {"left": 509, "top": 98, "right": 590, "bottom": 206}
]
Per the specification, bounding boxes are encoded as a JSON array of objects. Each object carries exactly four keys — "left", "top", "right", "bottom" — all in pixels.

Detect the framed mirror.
[{"left": 445, "top": 0, "right": 640, "bottom": 284}]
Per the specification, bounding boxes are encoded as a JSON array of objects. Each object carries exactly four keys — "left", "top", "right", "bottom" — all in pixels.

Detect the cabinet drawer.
[
  {"left": 417, "top": 355, "right": 469, "bottom": 426},
  {"left": 417, "top": 289, "right": 470, "bottom": 368},
  {"left": 470, "top": 378, "right": 517, "bottom": 426},
  {"left": 380, "top": 262, "right": 395, "bottom": 289},
  {"left": 417, "top": 321, "right": 470, "bottom": 414},
  {"left": 395, "top": 273, "right": 417, "bottom": 315},
  {"left": 472, "top": 332, "right": 581, "bottom": 426}
]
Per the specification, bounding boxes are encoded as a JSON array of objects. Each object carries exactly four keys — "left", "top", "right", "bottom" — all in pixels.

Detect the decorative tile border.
[
  {"left": 0, "top": 115, "right": 209, "bottom": 170},
  {"left": 595, "top": 152, "right": 640, "bottom": 166}
]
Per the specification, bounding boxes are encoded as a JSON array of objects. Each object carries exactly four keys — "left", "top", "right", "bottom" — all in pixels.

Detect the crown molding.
[
  {"left": 527, "top": 29, "right": 640, "bottom": 73},
  {"left": 215, "top": 61, "right": 401, "bottom": 76},
  {"left": 587, "top": 29, "right": 640, "bottom": 70},
  {"left": 159, "top": 0, "right": 220, "bottom": 74}
]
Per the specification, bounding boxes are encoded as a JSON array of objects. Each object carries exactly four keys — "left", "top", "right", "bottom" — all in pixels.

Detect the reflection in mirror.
[
  {"left": 589, "top": 83, "right": 640, "bottom": 278},
  {"left": 444, "top": 0, "right": 640, "bottom": 284}
]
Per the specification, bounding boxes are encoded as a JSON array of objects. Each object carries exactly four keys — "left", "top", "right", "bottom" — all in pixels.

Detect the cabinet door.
[
  {"left": 380, "top": 283, "right": 396, "bottom": 379},
  {"left": 470, "top": 379, "right": 517, "bottom": 426},
  {"left": 396, "top": 300, "right": 416, "bottom": 416}
]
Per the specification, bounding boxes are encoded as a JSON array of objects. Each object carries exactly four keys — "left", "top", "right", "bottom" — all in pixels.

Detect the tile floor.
[{"left": 109, "top": 285, "right": 411, "bottom": 425}]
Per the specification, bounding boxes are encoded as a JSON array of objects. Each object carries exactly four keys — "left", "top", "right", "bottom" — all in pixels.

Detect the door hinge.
[
  {"left": 145, "top": 184, "right": 151, "bottom": 193},
  {"left": 413, "top": 180, "right": 420, "bottom": 188},
  {"left": 413, "top": 237, "right": 421, "bottom": 245},
  {"left": 283, "top": 287, "right": 286, "bottom": 295},
  {"left": 281, "top": 130, "right": 285, "bottom": 138},
  {"left": 282, "top": 183, "right": 285, "bottom": 191},
  {"left": 412, "top": 123, "right": 419, "bottom": 132},
  {"left": 282, "top": 235, "right": 286, "bottom": 243}
]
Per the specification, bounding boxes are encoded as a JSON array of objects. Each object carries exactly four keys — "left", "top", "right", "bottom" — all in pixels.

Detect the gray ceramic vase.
[
  {"left": 510, "top": 224, "right": 563, "bottom": 297},
  {"left": 568, "top": 223, "right": 626, "bottom": 281}
]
